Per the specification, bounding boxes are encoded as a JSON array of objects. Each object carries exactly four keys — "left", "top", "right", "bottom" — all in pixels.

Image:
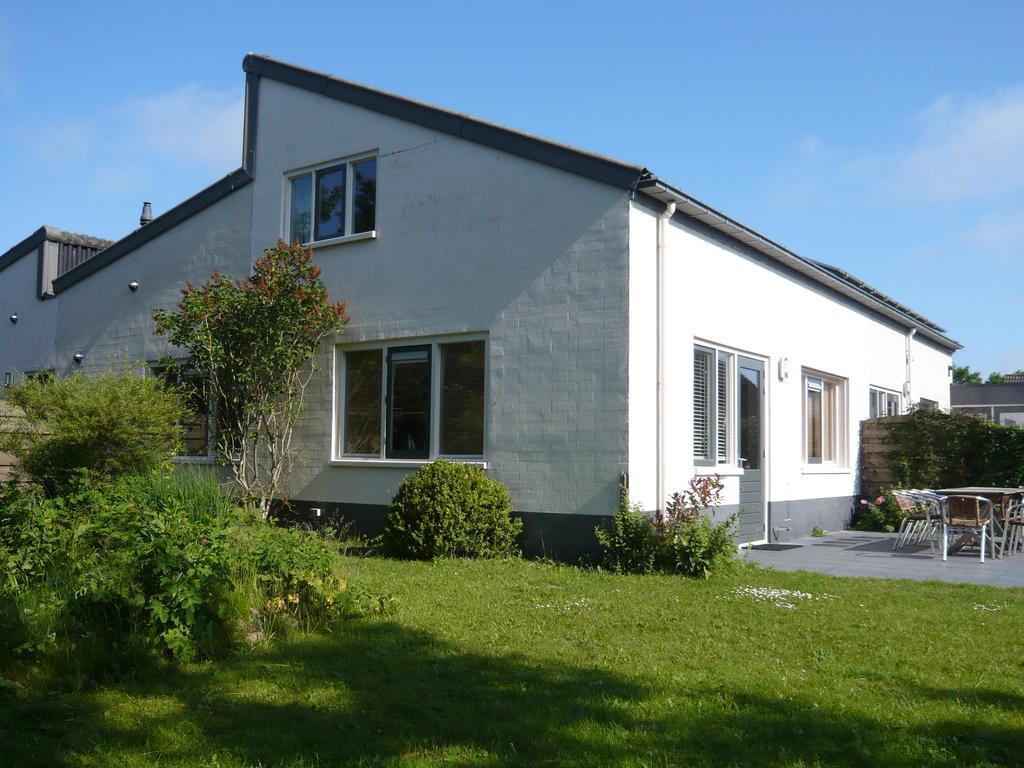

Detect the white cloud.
[
  {"left": 961, "top": 206, "right": 1024, "bottom": 260},
  {"left": 23, "top": 119, "right": 95, "bottom": 166},
  {"left": 885, "top": 86, "right": 1024, "bottom": 204},
  {"left": 16, "top": 82, "right": 243, "bottom": 178},
  {"left": 115, "top": 84, "right": 243, "bottom": 169}
]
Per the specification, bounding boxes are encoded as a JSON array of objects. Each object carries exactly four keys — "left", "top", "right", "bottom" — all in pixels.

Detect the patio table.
[{"left": 934, "top": 487, "right": 1024, "bottom": 557}]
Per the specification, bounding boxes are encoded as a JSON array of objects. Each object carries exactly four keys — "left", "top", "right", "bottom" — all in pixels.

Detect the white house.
[{"left": 0, "top": 55, "right": 958, "bottom": 555}]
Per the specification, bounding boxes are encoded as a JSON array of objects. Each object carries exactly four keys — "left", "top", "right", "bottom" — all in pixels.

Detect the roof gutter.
[{"left": 636, "top": 179, "right": 961, "bottom": 353}]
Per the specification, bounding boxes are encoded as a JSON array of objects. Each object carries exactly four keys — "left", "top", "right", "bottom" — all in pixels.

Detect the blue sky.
[{"left": 2, "top": 1, "right": 1022, "bottom": 374}]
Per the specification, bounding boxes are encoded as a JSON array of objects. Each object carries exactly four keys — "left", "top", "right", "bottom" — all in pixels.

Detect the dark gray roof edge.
[
  {"left": 52, "top": 168, "right": 253, "bottom": 294},
  {"left": 0, "top": 227, "right": 46, "bottom": 275},
  {"left": 242, "top": 53, "right": 649, "bottom": 191},
  {"left": 634, "top": 179, "right": 960, "bottom": 352}
]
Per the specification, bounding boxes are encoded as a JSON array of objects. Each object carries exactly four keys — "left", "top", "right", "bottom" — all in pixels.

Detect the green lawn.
[{"left": 3, "top": 557, "right": 1023, "bottom": 767}]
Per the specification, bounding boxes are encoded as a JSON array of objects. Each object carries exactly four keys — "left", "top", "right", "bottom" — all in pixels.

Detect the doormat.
[{"left": 749, "top": 543, "right": 804, "bottom": 551}]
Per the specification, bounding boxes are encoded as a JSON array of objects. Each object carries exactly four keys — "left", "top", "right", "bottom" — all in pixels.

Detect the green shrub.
[
  {"left": 0, "top": 368, "right": 184, "bottom": 495},
  {"left": 596, "top": 476, "right": 737, "bottom": 578},
  {"left": 664, "top": 515, "right": 737, "bottom": 578},
  {"left": 850, "top": 493, "right": 902, "bottom": 533},
  {"left": 0, "top": 472, "right": 393, "bottom": 686},
  {"left": 594, "top": 491, "right": 659, "bottom": 574},
  {"left": 383, "top": 460, "right": 521, "bottom": 559},
  {"left": 888, "top": 406, "right": 1024, "bottom": 489}
]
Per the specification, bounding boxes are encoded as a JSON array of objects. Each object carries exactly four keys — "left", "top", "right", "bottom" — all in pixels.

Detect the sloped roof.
[
  {"left": 242, "top": 54, "right": 959, "bottom": 351},
  {"left": 8, "top": 54, "right": 958, "bottom": 352}
]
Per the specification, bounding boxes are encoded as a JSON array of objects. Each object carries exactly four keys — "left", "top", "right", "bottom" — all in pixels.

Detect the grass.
[{"left": 2, "top": 556, "right": 1023, "bottom": 767}]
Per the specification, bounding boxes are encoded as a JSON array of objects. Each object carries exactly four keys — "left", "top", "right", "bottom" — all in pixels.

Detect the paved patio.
[{"left": 745, "top": 531, "right": 1024, "bottom": 588}]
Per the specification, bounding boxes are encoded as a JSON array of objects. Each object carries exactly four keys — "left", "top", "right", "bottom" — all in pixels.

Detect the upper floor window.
[
  {"left": 803, "top": 369, "right": 847, "bottom": 465},
  {"left": 288, "top": 155, "right": 377, "bottom": 245},
  {"left": 869, "top": 387, "right": 901, "bottom": 418}
]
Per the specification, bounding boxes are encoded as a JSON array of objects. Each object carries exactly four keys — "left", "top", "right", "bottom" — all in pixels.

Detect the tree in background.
[
  {"left": 953, "top": 365, "right": 982, "bottom": 385},
  {"left": 153, "top": 241, "right": 349, "bottom": 518},
  {"left": 987, "top": 372, "right": 1005, "bottom": 384}
]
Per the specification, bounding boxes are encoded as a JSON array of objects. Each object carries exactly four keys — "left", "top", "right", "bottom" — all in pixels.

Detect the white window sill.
[
  {"left": 304, "top": 231, "right": 376, "bottom": 249},
  {"left": 331, "top": 457, "right": 487, "bottom": 469},
  {"left": 172, "top": 455, "right": 217, "bottom": 465},
  {"left": 801, "top": 465, "right": 852, "bottom": 475}
]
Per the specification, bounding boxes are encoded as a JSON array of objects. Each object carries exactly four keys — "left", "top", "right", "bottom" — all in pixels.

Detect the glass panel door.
[
  {"left": 386, "top": 346, "right": 431, "bottom": 459},
  {"left": 737, "top": 356, "right": 766, "bottom": 544}
]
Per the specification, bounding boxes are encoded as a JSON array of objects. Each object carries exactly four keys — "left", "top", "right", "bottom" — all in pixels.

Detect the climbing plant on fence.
[{"left": 887, "top": 407, "right": 1024, "bottom": 489}]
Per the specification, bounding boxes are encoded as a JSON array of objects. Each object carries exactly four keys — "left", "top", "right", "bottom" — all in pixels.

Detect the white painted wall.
[
  {"left": 252, "top": 78, "right": 632, "bottom": 517},
  {"left": 630, "top": 200, "right": 955, "bottom": 533},
  {"left": 0, "top": 248, "right": 58, "bottom": 379}
]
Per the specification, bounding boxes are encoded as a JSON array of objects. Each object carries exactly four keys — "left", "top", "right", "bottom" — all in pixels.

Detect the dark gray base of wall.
[
  {"left": 277, "top": 495, "right": 857, "bottom": 557},
  {"left": 277, "top": 500, "right": 608, "bottom": 562}
]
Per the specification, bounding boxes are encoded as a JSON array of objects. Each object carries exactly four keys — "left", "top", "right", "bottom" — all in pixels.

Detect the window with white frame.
[
  {"left": 869, "top": 387, "right": 901, "bottom": 418},
  {"left": 693, "top": 344, "right": 734, "bottom": 466},
  {"left": 287, "top": 154, "right": 377, "bottom": 245},
  {"left": 339, "top": 338, "right": 486, "bottom": 460},
  {"left": 803, "top": 370, "right": 847, "bottom": 465}
]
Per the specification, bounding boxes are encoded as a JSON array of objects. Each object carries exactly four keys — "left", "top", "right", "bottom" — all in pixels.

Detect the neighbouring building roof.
[
  {"left": 0, "top": 226, "right": 113, "bottom": 276},
  {"left": 1003, "top": 373, "right": 1024, "bottom": 384},
  {"left": 951, "top": 382, "right": 1024, "bottom": 406}
]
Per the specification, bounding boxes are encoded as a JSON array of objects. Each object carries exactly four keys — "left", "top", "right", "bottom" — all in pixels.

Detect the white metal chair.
[
  {"left": 1001, "top": 502, "right": 1024, "bottom": 557},
  {"left": 941, "top": 495, "right": 994, "bottom": 563},
  {"left": 892, "top": 490, "right": 941, "bottom": 551}
]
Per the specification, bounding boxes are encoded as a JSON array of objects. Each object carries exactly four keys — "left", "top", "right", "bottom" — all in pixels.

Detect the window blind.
[
  {"left": 693, "top": 348, "right": 712, "bottom": 459},
  {"left": 716, "top": 356, "right": 729, "bottom": 462},
  {"left": 440, "top": 341, "right": 485, "bottom": 455},
  {"left": 344, "top": 350, "right": 382, "bottom": 455}
]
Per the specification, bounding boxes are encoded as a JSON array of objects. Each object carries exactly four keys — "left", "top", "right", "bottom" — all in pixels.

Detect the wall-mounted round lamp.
[
  {"left": 8, "top": 313, "right": 17, "bottom": 324},
  {"left": 129, "top": 281, "right": 140, "bottom": 292},
  {"left": 73, "top": 353, "right": 84, "bottom": 364}
]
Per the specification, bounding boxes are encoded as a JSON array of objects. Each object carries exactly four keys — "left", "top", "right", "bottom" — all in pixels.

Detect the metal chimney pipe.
[{"left": 139, "top": 202, "right": 153, "bottom": 226}]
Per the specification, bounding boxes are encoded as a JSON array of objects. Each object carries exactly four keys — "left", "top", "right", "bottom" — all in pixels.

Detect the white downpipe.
[
  {"left": 905, "top": 327, "right": 917, "bottom": 409},
  {"left": 656, "top": 201, "right": 676, "bottom": 514}
]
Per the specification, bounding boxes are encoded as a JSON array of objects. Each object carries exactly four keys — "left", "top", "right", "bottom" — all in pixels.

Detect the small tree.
[{"left": 153, "top": 241, "right": 348, "bottom": 518}]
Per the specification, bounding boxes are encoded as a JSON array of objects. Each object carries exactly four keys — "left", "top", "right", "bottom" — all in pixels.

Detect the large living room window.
[
  {"left": 287, "top": 154, "right": 377, "bottom": 245},
  {"left": 804, "top": 369, "right": 847, "bottom": 466},
  {"left": 693, "top": 344, "right": 734, "bottom": 466},
  {"left": 339, "top": 337, "right": 486, "bottom": 461}
]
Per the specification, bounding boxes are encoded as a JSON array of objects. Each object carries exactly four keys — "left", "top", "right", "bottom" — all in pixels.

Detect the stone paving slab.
[{"left": 744, "top": 531, "right": 1024, "bottom": 587}]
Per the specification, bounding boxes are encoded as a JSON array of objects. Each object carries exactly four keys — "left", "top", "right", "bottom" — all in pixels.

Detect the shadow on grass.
[{"left": 2, "top": 621, "right": 1022, "bottom": 766}]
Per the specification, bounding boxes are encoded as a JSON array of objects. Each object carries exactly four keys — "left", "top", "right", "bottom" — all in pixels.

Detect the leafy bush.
[
  {"left": 850, "top": 493, "right": 902, "bottom": 533},
  {"left": 383, "top": 460, "right": 521, "bottom": 559},
  {"left": 0, "top": 368, "right": 184, "bottom": 496},
  {"left": 594, "top": 491, "right": 659, "bottom": 574},
  {"left": 0, "top": 472, "right": 393, "bottom": 686},
  {"left": 888, "top": 406, "right": 1024, "bottom": 489},
  {"left": 596, "top": 476, "right": 737, "bottom": 578}
]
